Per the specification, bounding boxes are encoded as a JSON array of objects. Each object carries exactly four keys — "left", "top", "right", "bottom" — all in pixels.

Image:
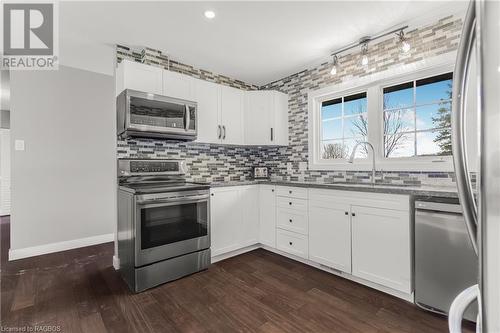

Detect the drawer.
[
  {"left": 276, "top": 186, "right": 308, "bottom": 199},
  {"left": 277, "top": 196, "right": 308, "bottom": 211},
  {"left": 276, "top": 229, "right": 308, "bottom": 259},
  {"left": 277, "top": 208, "right": 308, "bottom": 235}
]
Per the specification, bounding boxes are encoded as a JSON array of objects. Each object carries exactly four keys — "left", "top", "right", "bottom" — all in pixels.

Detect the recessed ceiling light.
[{"left": 204, "top": 10, "right": 215, "bottom": 19}]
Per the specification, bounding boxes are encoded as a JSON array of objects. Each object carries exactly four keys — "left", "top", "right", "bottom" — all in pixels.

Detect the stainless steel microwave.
[{"left": 117, "top": 89, "right": 197, "bottom": 140}]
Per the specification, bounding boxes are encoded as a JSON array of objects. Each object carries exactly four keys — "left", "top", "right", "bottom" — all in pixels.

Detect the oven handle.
[{"left": 137, "top": 195, "right": 209, "bottom": 207}]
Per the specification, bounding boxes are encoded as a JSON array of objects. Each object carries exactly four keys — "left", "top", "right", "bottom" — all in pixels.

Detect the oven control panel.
[{"left": 118, "top": 159, "right": 187, "bottom": 176}]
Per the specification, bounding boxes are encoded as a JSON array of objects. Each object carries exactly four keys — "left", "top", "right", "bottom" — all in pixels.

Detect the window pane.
[
  {"left": 344, "top": 138, "right": 368, "bottom": 159},
  {"left": 344, "top": 93, "right": 367, "bottom": 115},
  {"left": 322, "top": 119, "right": 342, "bottom": 140},
  {"left": 416, "top": 102, "right": 451, "bottom": 131},
  {"left": 321, "top": 139, "right": 348, "bottom": 159},
  {"left": 344, "top": 114, "right": 367, "bottom": 138},
  {"left": 383, "top": 82, "right": 413, "bottom": 109},
  {"left": 322, "top": 98, "right": 342, "bottom": 119},
  {"left": 417, "top": 129, "right": 452, "bottom": 156},
  {"left": 384, "top": 108, "right": 414, "bottom": 136},
  {"left": 416, "top": 74, "right": 452, "bottom": 105},
  {"left": 385, "top": 132, "right": 415, "bottom": 158}
]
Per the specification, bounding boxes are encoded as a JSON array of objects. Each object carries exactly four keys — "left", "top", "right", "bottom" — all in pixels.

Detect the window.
[
  {"left": 320, "top": 92, "right": 367, "bottom": 160},
  {"left": 383, "top": 73, "right": 453, "bottom": 158}
]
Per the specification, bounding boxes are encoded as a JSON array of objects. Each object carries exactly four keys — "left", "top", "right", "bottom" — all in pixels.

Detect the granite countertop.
[{"left": 207, "top": 180, "right": 459, "bottom": 198}]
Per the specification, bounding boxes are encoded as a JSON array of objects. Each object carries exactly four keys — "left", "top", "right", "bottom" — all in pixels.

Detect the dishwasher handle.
[{"left": 415, "top": 201, "right": 463, "bottom": 214}]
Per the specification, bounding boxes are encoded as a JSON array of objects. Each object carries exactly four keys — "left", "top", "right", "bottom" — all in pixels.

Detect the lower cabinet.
[
  {"left": 211, "top": 185, "right": 411, "bottom": 298},
  {"left": 351, "top": 205, "right": 411, "bottom": 293},
  {"left": 210, "top": 186, "right": 260, "bottom": 257},
  {"left": 259, "top": 185, "right": 276, "bottom": 247},
  {"left": 210, "top": 187, "right": 243, "bottom": 256},
  {"left": 309, "top": 201, "right": 352, "bottom": 273},
  {"left": 276, "top": 229, "right": 308, "bottom": 259}
]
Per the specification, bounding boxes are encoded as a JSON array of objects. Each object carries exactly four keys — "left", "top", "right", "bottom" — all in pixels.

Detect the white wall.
[{"left": 9, "top": 65, "right": 115, "bottom": 259}]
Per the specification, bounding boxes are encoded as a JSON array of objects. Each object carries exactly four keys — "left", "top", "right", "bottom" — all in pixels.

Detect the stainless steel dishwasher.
[{"left": 414, "top": 198, "right": 478, "bottom": 322}]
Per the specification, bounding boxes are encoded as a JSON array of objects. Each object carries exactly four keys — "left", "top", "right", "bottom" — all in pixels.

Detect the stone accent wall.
[
  {"left": 117, "top": 15, "right": 463, "bottom": 185},
  {"left": 260, "top": 15, "right": 463, "bottom": 185}
]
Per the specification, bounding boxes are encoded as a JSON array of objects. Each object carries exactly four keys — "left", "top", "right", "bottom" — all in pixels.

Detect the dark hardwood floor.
[{"left": 0, "top": 215, "right": 474, "bottom": 332}]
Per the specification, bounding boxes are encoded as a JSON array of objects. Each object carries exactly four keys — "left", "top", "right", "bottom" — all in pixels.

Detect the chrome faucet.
[{"left": 348, "top": 141, "right": 376, "bottom": 185}]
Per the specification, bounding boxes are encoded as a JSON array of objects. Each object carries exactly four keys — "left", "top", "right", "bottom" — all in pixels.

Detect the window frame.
[
  {"left": 319, "top": 92, "right": 368, "bottom": 161},
  {"left": 308, "top": 56, "right": 455, "bottom": 172}
]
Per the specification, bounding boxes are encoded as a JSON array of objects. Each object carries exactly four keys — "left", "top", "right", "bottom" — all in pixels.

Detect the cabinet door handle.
[
  {"left": 211, "top": 193, "right": 214, "bottom": 197},
  {"left": 351, "top": 212, "right": 356, "bottom": 217},
  {"left": 289, "top": 190, "right": 292, "bottom": 194},
  {"left": 217, "top": 125, "right": 221, "bottom": 139},
  {"left": 289, "top": 241, "right": 293, "bottom": 246},
  {"left": 289, "top": 202, "right": 292, "bottom": 205},
  {"left": 345, "top": 211, "right": 349, "bottom": 215},
  {"left": 289, "top": 219, "right": 292, "bottom": 223},
  {"left": 222, "top": 125, "right": 226, "bottom": 139},
  {"left": 271, "top": 128, "right": 274, "bottom": 141},
  {"left": 271, "top": 189, "right": 274, "bottom": 192}
]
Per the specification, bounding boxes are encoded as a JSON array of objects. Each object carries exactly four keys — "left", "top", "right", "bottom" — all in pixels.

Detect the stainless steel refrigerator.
[{"left": 449, "top": 0, "right": 500, "bottom": 332}]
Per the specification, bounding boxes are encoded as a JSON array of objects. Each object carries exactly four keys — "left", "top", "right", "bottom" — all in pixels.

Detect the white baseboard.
[
  {"left": 9, "top": 233, "right": 114, "bottom": 261},
  {"left": 113, "top": 255, "right": 120, "bottom": 270},
  {"left": 211, "top": 243, "right": 260, "bottom": 263}
]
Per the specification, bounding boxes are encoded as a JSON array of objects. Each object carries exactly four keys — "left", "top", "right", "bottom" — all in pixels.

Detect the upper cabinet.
[
  {"left": 116, "top": 60, "right": 288, "bottom": 146},
  {"left": 220, "top": 86, "right": 244, "bottom": 145},
  {"left": 116, "top": 60, "right": 162, "bottom": 96},
  {"left": 162, "top": 70, "right": 194, "bottom": 101},
  {"left": 194, "top": 79, "right": 220, "bottom": 144},
  {"left": 244, "top": 90, "right": 289, "bottom": 146}
]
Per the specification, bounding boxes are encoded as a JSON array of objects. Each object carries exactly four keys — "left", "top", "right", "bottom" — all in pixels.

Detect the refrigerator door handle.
[
  {"left": 451, "top": 0, "right": 478, "bottom": 255},
  {"left": 448, "top": 284, "right": 480, "bottom": 333}
]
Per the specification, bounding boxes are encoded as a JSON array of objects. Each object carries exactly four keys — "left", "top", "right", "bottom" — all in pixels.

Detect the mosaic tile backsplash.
[{"left": 117, "top": 15, "right": 463, "bottom": 186}]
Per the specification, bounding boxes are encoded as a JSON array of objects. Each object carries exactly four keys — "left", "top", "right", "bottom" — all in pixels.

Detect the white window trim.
[{"left": 308, "top": 53, "right": 456, "bottom": 172}]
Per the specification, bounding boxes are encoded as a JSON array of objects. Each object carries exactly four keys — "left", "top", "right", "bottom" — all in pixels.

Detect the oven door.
[{"left": 134, "top": 192, "right": 209, "bottom": 267}]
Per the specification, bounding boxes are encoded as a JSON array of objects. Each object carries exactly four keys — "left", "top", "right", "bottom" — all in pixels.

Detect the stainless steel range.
[{"left": 117, "top": 159, "right": 210, "bottom": 292}]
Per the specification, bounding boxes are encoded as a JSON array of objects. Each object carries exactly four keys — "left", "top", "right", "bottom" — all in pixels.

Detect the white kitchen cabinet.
[
  {"left": 162, "top": 70, "right": 194, "bottom": 101},
  {"left": 351, "top": 205, "right": 411, "bottom": 293},
  {"left": 240, "top": 186, "right": 260, "bottom": 247},
  {"left": 115, "top": 60, "right": 163, "bottom": 96},
  {"left": 272, "top": 92, "right": 289, "bottom": 146},
  {"left": 309, "top": 201, "right": 352, "bottom": 273},
  {"left": 194, "top": 79, "right": 221, "bottom": 144},
  {"left": 276, "top": 229, "right": 308, "bottom": 259},
  {"left": 210, "top": 187, "right": 242, "bottom": 256},
  {"left": 210, "top": 186, "right": 260, "bottom": 257},
  {"left": 220, "top": 86, "right": 244, "bottom": 145},
  {"left": 244, "top": 91, "right": 273, "bottom": 145},
  {"left": 194, "top": 81, "right": 244, "bottom": 145},
  {"left": 259, "top": 185, "right": 276, "bottom": 247},
  {"left": 244, "top": 90, "right": 288, "bottom": 145}
]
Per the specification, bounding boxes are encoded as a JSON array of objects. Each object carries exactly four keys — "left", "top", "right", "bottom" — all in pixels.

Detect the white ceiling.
[{"left": 60, "top": 1, "right": 467, "bottom": 86}]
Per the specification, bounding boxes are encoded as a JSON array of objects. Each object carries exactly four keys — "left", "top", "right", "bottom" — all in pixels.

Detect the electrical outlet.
[{"left": 14, "top": 139, "right": 25, "bottom": 151}]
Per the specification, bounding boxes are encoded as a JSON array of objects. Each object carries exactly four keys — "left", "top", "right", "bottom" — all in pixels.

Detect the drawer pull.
[
  {"left": 289, "top": 219, "right": 292, "bottom": 223},
  {"left": 289, "top": 190, "right": 292, "bottom": 194},
  {"left": 272, "top": 189, "right": 274, "bottom": 192},
  {"left": 345, "top": 211, "right": 348, "bottom": 215},
  {"left": 289, "top": 241, "right": 293, "bottom": 246},
  {"left": 289, "top": 202, "right": 292, "bottom": 205}
]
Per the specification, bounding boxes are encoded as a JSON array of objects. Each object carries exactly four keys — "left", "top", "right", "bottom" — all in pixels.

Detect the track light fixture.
[
  {"left": 329, "top": 25, "right": 408, "bottom": 72},
  {"left": 397, "top": 29, "right": 411, "bottom": 53},
  {"left": 330, "top": 55, "right": 338, "bottom": 75}
]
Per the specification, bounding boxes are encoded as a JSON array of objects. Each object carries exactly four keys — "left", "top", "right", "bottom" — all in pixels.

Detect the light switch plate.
[{"left": 14, "top": 139, "right": 25, "bottom": 151}]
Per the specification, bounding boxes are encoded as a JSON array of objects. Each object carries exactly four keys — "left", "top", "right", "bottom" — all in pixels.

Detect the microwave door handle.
[
  {"left": 184, "top": 105, "right": 190, "bottom": 131},
  {"left": 451, "top": 0, "right": 478, "bottom": 255}
]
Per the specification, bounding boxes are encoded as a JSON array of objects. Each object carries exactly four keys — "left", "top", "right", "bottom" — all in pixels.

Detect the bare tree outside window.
[{"left": 322, "top": 143, "right": 348, "bottom": 159}]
